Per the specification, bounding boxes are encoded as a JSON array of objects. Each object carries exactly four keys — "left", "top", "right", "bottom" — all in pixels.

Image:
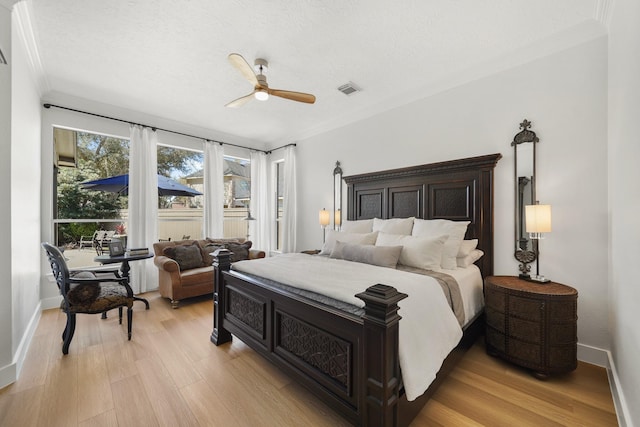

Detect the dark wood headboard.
[{"left": 344, "top": 153, "right": 502, "bottom": 278}]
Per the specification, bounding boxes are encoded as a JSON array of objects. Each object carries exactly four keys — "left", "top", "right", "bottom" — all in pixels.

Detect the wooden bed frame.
[{"left": 211, "top": 153, "right": 502, "bottom": 427}]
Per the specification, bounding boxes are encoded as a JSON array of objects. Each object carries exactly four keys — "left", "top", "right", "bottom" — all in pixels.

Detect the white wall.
[
  {"left": 11, "top": 0, "right": 42, "bottom": 367},
  {"left": 0, "top": 3, "right": 14, "bottom": 386},
  {"left": 0, "top": 1, "right": 43, "bottom": 389},
  {"left": 609, "top": 0, "right": 640, "bottom": 424},
  {"left": 296, "top": 37, "right": 610, "bottom": 352}
]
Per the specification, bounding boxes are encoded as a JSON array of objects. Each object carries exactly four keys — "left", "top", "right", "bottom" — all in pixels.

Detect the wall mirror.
[
  {"left": 512, "top": 119, "right": 539, "bottom": 278},
  {"left": 333, "top": 161, "right": 343, "bottom": 230}
]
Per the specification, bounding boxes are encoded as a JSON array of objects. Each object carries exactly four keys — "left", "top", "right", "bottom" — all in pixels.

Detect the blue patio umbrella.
[{"left": 81, "top": 174, "right": 203, "bottom": 197}]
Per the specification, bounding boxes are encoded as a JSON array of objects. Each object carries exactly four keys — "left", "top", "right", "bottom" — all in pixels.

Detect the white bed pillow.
[
  {"left": 375, "top": 232, "right": 447, "bottom": 270},
  {"left": 457, "top": 239, "right": 478, "bottom": 258},
  {"left": 320, "top": 230, "right": 378, "bottom": 255},
  {"left": 412, "top": 219, "right": 470, "bottom": 269},
  {"left": 331, "top": 241, "right": 402, "bottom": 269},
  {"left": 372, "top": 217, "right": 415, "bottom": 235},
  {"left": 457, "top": 249, "right": 484, "bottom": 268},
  {"left": 341, "top": 219, "right": 374, "bottom": 233}
]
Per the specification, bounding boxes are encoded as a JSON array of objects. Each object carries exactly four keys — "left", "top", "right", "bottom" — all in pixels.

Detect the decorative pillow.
[
  {"left": 330, "top": 241, "right": 403, "bottom": 269},
  {"left": 372, "top": 217, "right": 414, "bottom": 235},
  {"left": 412, "top": 219, "right": 470, "bottom": 269},
  {"left": 199, "top": 242, "right": 225, "bottom": 266},
  {"left": 457, "top": 239, "right": 478, "bottom": 258},
  {"left": 457, "top": 249, "right": 484, "bottom": 268},
  {"left": 163, "top": 242, "right": 204, "bottom": 271},
  {"left": 341, "top": 219, "right": 374, "bottom": 233},
  {"left": 67, "top": 282, "right": 99, "bottom": 305},
  {"left": 320, "top": 230, "right": 378, "bottom": 255},
  {"left": 225, "top": 241, "right": 253, "bottom": 262},
  {"left": 375, "top": 232, "right": 447, "bottom": 270}
]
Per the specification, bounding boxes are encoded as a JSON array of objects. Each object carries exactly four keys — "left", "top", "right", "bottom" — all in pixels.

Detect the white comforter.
[{"left": 232, "top": 253, "right": 463, "bottom": 401}]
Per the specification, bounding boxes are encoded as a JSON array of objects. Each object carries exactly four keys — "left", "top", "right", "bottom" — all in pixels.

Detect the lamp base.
[{"left": 528, "top": 274, "right": 550, "bottom": 283}]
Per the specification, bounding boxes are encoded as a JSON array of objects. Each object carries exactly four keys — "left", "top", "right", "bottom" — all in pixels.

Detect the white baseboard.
[
  {"left": 577, "top": 342, "right": 610, "bottom": 367},
  {"left": 0, "top": 302, "right": 41, "bottom": 389},
  {"left": 606, "top": 350, "right": 634, "bottom": 427},
  {"left": 578, "top": 343, "right": 633, "bottom": 427}
]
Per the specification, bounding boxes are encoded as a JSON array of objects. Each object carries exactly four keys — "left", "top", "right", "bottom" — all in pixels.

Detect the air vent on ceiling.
[{"left": 337, "top": 81, "right": 361, "bottom": 96}]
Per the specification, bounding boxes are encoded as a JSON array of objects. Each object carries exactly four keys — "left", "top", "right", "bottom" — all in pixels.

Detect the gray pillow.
[
  {"left": 330, "top": 241, "right": 403, "bottom": 269},
  {"left": 163, "top": 242, "right": 204, "bottom": 270},
  {"left": 225, "top": 241, "right": 252, "bottom": 262}
]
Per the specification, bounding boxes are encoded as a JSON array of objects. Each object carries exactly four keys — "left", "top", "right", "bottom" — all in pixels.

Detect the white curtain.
[
  {"left": 250, "top": 151, "right": 271, "bottom": 254},
  {"left": 281, "top": 146, "right": 297, "bottom": 253},
  {"left": 128, "top": 125, "right": 158, "bottom": 293},
  {"left": 204, "top": 141, "right": 225, "bottom": 238}
]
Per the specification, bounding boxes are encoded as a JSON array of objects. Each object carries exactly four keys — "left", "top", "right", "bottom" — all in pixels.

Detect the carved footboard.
[{"left": 211, "top": 250, "right": 407, "bottom": 427}]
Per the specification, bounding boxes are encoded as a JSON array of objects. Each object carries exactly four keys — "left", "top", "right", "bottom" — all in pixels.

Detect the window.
[
  {"left": 52, "top": 126, "right": 252, "bottom": 268},
  {"left": 157, "top": 145, "right": 204, "bottom": 241},
  {"left": 53, "top": 127, "right": 129, "bottom": 269},
  {"left": 155, "top": 148, "right": 251, "bottom": 242},
  {"left": 222, "top": 156, "right": 251, "bottom": 239}
]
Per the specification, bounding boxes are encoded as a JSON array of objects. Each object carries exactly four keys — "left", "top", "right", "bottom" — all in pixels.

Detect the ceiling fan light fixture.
[{"left": 254, "top": 89, "right": 269, "bottom": 101}]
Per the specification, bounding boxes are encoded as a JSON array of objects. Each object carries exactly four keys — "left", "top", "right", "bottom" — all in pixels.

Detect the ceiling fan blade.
[
  {"left": 228, "top": 53, "right": 259, "bottom": 86},
  {"left": 225, "top": 92, "right": 255, "bottom": 108},
  {"left": 268, "top": 88, "right": 316, "bottom": 104}
]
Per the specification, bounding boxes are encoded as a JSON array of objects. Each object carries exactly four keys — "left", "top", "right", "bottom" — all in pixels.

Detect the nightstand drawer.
[
  {"left": 508, "top": 340, "right": 542, "bottom": 366},
  {"left": 508, "top": 295, "right": 542, "bottom": 321},
  {"left": 485, "top": 307, "right": 505, "bottom": 332},
  {"left": 549, "top": 323, "right": 577, "bottom": 344},
  {"left": 509, "top": 317, "right": 542, "bottom": 343}
]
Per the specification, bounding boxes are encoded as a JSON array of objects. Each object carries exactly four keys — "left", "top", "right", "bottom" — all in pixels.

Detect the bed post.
[
  {"left": 211, "top": 248, "right": 233, "bottom": 346},
  {"left": 356, "top": 284, "right": 408, "bottom": 427}
]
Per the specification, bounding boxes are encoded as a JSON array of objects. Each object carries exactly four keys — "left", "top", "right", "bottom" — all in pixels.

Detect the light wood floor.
[{"left": 0, "top": 292, "right": 617, "bottom": 427}]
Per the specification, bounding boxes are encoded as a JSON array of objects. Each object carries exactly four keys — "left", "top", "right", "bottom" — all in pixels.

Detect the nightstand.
[{"left": 484, "top": 275, "right": 578, "bottom": 378}]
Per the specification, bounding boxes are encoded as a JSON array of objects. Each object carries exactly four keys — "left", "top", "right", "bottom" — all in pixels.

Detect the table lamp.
[
  {"left": 319, "top": 208, "right": 330, "bottom": 242},
  {"left": 525, "top": 203, "right": 551, "bottom": 283}
]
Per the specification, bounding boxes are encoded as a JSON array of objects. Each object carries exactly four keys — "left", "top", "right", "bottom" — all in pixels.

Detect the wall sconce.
[
  {"left": 525, "top": 203, "right": 552, "bottom": 283},
  {"left": 333, "top": 161, "right": 343, "bottom": 230},
  {"left": 319, "top": 208, "right": 330, "bottom": 242},
  {"left": 243, "top": 208, "right": 256, "bottom": 240}
]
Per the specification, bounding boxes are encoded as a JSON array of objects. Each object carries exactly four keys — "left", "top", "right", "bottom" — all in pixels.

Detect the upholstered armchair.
[{"left": 42, "top": 242, "right": 135, "bottom": 354}]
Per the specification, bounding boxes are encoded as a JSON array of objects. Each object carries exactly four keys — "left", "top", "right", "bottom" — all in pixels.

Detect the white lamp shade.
[
  {"left": 319, "top": 208, "right": 330, "bottom": 227},
  {"left": 525, "top": 204, "right": 552, "bottom": 233}
]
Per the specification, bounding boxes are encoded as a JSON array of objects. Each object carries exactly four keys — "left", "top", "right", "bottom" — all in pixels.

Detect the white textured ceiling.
[{"left": 27, "top": 0, "right": 604, "bottom": 146}]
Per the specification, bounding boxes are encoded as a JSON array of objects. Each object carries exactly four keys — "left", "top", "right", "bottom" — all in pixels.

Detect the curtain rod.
[{"left": 43, "top": 103, "right": 293, "bottom": 154}]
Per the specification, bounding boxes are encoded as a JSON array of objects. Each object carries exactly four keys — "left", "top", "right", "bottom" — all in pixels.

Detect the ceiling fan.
[{"left": 225, "top": 53, "right": 316, "bottom": 108}]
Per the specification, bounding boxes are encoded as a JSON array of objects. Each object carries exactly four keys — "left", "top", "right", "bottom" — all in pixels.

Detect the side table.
[{"left": 484, "top": 275, "right": 578, "bottom": 378}]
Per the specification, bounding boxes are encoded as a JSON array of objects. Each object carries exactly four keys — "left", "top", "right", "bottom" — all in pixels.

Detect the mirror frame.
[
  {"left": 512, "top": 119, "right": 539, "bottom": 278},
  {"left": 333, "top": 161, "right": 343, "bottom": 230}
]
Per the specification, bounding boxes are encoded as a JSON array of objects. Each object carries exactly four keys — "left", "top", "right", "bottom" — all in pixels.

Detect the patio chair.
[
  {"left": 94, "top": 230, "right": 115, "bottom": 255},
  {"left": 41, "top": 242, "right": 134, "bottom": 354},
  {"left": 79, "top": 230, "right": 100, "bottom": 250}
]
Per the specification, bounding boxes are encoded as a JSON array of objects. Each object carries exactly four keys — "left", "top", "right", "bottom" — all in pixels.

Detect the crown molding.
[{"left": 13, "top": 1, "right": 50, "bottom": 96}]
